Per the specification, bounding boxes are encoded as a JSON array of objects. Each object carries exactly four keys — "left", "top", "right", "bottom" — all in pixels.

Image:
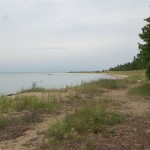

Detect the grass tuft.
[
  {"left": 49, "top": 99, "right": 125, "bottom": 142},
  {"left": 85, "top": 140, "right": 95, "bottom": 150}
]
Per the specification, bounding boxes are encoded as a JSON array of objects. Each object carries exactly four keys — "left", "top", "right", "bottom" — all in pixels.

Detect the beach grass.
[
  {"left": 70, "top": 79, "right": 130, "bottom": 94},
  {"left": 0, "top": 96, "right": 59, "bottom": 113},
  {"left": 49, "top": 98, "right": 125, "bottom": 142}
]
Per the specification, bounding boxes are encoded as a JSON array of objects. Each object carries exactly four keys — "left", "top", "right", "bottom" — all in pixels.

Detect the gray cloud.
[
  {"left": 1, "top": 15, "right": 9, "bottom": 22},
  {"left": 29, "top": 47, "right": 67, "bottom": 51},
  {"left": 0, "top": 0, "right": 149, "bottom": 72}
]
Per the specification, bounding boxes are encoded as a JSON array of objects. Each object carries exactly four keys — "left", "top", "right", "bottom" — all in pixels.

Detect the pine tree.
[{"left": 139, "top": 17, "right": 150, "bottom": 80}]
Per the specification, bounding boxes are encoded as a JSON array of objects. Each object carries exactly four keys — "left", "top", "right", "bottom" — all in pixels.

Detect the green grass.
[
  {"left": 85, "top": 140, "right": 95, "bottom": 150},
  {"left": 0, "top": 96, "right": 59, "bottom": 113},
  {"left": 49, "top": 99, "right": 125, "bottom": 142},
  {"left": 109, "top": 70, "right": 146, "bottom": 83},
  {"left": 64, "top": 108, "right": 124, "bottom": 134},
  {"left": 70, "top": 79, "right": 130, "bottom": 95},
  {"left": 129, "top": 83, "right": 150, "bottom": 97},
  {"left": 94, "top": 79, "right": 129, "bottom": 89},
  {"left": 0, "top": 117, "right": 7, "bottom": 127}
]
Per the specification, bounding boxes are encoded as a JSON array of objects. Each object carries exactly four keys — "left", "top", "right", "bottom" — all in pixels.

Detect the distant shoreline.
[{"left": 67, "top": 71, "right": 104, "bottom": 74}]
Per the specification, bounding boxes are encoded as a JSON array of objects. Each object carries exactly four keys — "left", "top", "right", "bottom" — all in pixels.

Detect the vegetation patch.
[
  {"left": 129, "top": 83, "right": 150, "bottom": 97},
  {"left": 85, "top": 139, "right": 96, "bottom": 150},
  {"left": 72, "top": 79, "right": 130, "bottom": 94},
  {"left": 48, "top": 99, "right": 125, "bottom": 144},
  {"left": 0, "top": 96, "right": 59, "bottom": 113},
  {"left": 92, "top": 79, "right": 128, "bottom": 89}
]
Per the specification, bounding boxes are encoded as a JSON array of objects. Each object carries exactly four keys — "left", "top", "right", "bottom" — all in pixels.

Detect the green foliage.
[
  {"left": 146, "top": 62, "right": 150, "bottom": 80},
  {"left": 109, "top": 55, "right": 146, "bottom": 71},
  {"left": 139, "top": 17, "right": 150, "bottom": 80}
]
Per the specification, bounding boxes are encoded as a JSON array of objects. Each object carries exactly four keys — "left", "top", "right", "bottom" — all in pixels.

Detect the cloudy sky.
[{"left": 0, "top": 0, "right": 149, "bottom": 72}]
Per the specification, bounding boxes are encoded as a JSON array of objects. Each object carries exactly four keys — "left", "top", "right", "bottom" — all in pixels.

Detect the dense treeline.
[
  {"left": 109, "top": 55, "right": 146, "bottom": 71},
  {"left": 109, "top": 16, "right": 150, "bottom": 80}
]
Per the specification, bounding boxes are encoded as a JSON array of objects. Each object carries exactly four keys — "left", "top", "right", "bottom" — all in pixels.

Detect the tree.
[{"left": 139, "top": 17, "right": 150, "bottom": 79}]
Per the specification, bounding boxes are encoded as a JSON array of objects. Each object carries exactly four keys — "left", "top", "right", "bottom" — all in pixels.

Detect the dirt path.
[{"left": 103, "top": 83, "right": 150, "bottom": 116}]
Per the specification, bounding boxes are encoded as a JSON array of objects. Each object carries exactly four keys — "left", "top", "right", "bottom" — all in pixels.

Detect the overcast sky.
[{"left": 0, "top": 0, "right": 149, "bottom": 72}]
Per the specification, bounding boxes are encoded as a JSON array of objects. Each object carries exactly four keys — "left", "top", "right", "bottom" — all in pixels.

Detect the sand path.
[{"left": 103, "top": 83, "right": 150, "bottom": 116}]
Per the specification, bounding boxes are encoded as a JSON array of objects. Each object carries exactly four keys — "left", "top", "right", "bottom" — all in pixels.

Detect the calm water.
[{"left": 0, "top": 73, "right": 114, "bottom": 95}]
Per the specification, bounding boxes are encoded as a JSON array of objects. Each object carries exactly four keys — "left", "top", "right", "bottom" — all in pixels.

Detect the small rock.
[{"left": 145, "top": 129, "right": 150, "bottom": 134}]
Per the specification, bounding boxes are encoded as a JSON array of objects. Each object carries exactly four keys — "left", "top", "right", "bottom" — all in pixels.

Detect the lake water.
[{"left": 0, "top": 73, "right": 114, "bottom": 95}]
